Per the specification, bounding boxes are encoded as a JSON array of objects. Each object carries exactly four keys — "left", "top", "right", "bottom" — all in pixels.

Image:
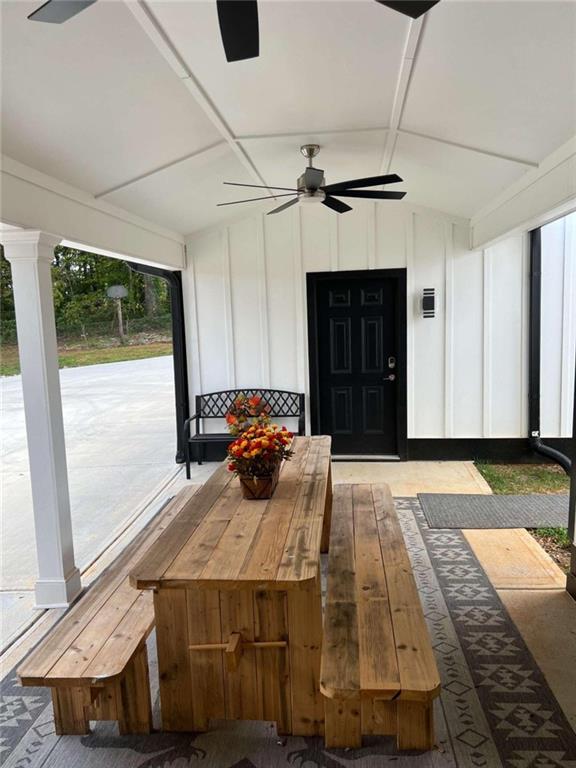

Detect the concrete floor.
[{"left": 1, "top": 355, "right": 178, "bottom": 645}]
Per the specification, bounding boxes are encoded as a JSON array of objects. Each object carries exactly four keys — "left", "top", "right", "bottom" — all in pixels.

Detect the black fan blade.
[
  {"left": 331, "top": 190, "right": 406, "bottom": 200},
  {"left": 28, "top": 0, "right": 97, "bottom": 23},
  {"left": 323, "top": 173, "right": 403, "bottom": 193},
  {"left": 268, "top": 198, "right": 300, "bottom": 215},
  {"left": 218, "top": 194, "right": 295, "bottom": 207},
  {"left": 224, "top": 182, "right": 298, "bottom": 192},
  {"left": 217, "top": 0, "right": 259, "bottom": 62},
  {"left": 322, "top": 196, "right": 353, "bottom": 214},
  {"left": 303, "top": 167, "right": 325, "bottom": 190},
  {"left": 375, "top": 1, "right": 440, "bottom": 20}
]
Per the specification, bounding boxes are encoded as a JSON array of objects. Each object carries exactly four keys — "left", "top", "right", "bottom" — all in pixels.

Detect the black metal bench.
[{"left": 183, "top": 389, "right": 306, "bottom": 478}]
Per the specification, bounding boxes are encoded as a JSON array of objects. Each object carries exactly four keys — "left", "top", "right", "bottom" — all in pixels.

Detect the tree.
[{"left": 0, "top": 245, "right": 171, "bottom": 343}]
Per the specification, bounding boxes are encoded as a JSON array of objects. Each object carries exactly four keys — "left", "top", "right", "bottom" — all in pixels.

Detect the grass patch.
[
  {"left": 1, "top": 341, "right": 172, "bottom": 376},
  {"left": 475, "top": 460, "right": 571, "bottom": 573},
  {"left": 475, "top": 461, "right": 570, "bottom": 495}
]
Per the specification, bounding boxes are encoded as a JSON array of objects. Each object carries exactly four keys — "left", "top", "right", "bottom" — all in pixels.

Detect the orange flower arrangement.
[
  {"left": 225, "top": 394, "right": 271, "bottom": 436},
  {"left": 227, "top": 424, "right": 293, "bottom": 478}
]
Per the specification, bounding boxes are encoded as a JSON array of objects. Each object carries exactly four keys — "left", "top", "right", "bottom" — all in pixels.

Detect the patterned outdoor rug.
[
  {"left": 418, "top": 493, "right": 569, "bottom": 529},
  {"left": 1, "top": 498, "right": 575, "bottom": 768}
]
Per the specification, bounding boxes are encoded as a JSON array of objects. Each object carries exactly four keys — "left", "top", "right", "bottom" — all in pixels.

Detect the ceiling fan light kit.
[{"left": 219, "top": 145, "right": 407, "bottom": 216}]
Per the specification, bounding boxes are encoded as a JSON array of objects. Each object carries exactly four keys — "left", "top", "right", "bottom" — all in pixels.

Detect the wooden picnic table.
[{"left": 130, "top": 435, "right": 332, "bottom": 736}]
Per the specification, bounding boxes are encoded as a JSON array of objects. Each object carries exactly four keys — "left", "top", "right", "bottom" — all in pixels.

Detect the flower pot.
[{"left": 238, "top": 462, "right": 281, "bottom": 500}]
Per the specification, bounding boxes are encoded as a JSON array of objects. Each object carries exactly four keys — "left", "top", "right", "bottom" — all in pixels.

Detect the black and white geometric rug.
[{"left": 1, "top": 498, "right": 575, "bottom": 768}]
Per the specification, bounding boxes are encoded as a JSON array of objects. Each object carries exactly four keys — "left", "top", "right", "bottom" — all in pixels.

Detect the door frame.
[{"left": 306, "top": 268, "right": 408, "bottom": 460}]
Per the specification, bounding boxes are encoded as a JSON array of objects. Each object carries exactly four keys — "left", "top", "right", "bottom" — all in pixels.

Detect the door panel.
[{"left": 313, "top": 274, "right": 401, "bottom": 455}]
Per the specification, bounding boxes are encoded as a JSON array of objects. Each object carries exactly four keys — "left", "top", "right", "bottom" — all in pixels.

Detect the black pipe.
[
  {"left": 528, "top": 228, "right": 572, "bottom": 475},
  {"left": 127, "top": 262, "right": 190, "bottom": 463}
]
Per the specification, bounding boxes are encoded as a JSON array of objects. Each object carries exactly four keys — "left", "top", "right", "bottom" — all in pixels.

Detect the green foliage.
[
  {"left": 532, "top": 527, "right": 571, "bottom": 549},
  {"left": 0, "top": 245, "right": 170, "bottom": 343},
  {"left": 475, "top": 460, "right": 570, "bottom": 495}
]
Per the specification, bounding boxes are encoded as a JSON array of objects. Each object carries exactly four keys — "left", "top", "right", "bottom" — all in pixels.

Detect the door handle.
[{"left": 383, "top": 374, "right": 396, "bottom": 382}]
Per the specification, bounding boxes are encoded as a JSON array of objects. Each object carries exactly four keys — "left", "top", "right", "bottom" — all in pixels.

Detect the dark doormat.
[{"left": 418, "top": 493, "right": 569, "bottom": 529}]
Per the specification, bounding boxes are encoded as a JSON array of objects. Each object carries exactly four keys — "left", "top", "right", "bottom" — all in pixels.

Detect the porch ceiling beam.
[
  {"left": 125, "top": 1, "right": 275, "bottom": 196},
  {"left": 94, "top": 140, "right": 227, "bottom": 199},
  {"left": 396, "top": 129, "right": 540, "bottom": 168},
  {"left": 236, "top": 126, "right": 390, "bottom": 141},
  {"left": 379, "top": 16, "right": 426, "bottom": 175},
  {"left": 470, "top": 136, "right": 576, "bottom": 249},
  {"left": 1, "top": 156, "right": 185, "bottom": 268},
  {"left": 1, "top": 230, "right": 82, "bottom": 608}
]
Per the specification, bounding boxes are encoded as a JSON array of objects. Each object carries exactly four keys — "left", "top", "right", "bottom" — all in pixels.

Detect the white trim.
[
  {"left": 379, "top": 17, "right": 425, "bottom": 175},
  {"left": 397, "top": 129, "right": 539, "bottom": 168},
  {"left": 256, "top": 214, "right": 271, "bottom": 388},
  {"left": 471, "top": 137, "right": 576, "bottom": 249},
  {"left": 367, "top": 203, "right": 376, "bottom": 270},
  {"left": 292, "top": 207, "right": 307, "bottom": 404},
  {"left": 406, "top": 210, "right": 416, "bottom": 438},
  {"left": 221, "top": 227, "right": 236, "bottom": 386},
  {"left": 560, "top": 215, "right": 576, "bottom": 436},
  {"left": 482, "top": 248, "right": 493, "bottom": 437},
  {"left": 94, "top": 140, "right": 227, "bottom": 198},
  {"left": 329, "top": 216, "right": 339, "bottom": 272},
  {"left": 1, "top": 155, "right": 183, "bottom": 244},
  {"left": 126, "top": 1, "right": 273, "bottom": 194},
  {"left": 444, "top": 222, "right": 454, "bottom": 438}
]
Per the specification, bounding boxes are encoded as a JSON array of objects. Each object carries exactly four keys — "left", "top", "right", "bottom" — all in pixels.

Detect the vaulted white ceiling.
[{"left": 1, "top": 0, "right": 575, "bottom": 235}]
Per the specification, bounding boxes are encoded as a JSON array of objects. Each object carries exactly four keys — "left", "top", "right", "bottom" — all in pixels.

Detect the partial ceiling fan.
[
  {"left": 27, "top": 0, "right": 440, "bottom": 63},
  {"left": 218, "top": 144, "right": 406, "bottom": 216}
]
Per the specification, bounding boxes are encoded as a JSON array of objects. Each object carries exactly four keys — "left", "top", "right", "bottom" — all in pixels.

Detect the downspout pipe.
[{"left": 528, "top": 228, "right": 572, "bottom": 475}]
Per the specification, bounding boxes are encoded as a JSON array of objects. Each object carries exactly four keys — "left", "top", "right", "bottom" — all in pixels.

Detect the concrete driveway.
[{"left": 1, "top": 355, "right": 177, "bottom": 594}]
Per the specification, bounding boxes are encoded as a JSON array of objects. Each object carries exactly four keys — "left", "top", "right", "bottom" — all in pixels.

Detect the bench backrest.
[{"left": 195, "top": 389, "right": 305, "bottom": 435}]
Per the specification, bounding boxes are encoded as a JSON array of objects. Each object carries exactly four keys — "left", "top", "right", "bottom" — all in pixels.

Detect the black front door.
[{"left": 308, "top": 270, "right": 406, "bottom": 457}]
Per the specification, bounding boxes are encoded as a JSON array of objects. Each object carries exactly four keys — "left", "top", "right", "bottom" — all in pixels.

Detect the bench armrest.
[{"left": 183, "top": 413, "right": 200, "bottom": 440}]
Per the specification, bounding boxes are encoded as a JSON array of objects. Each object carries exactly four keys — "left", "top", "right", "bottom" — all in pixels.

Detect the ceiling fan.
[
  {"left": 218, "top": 145, "right": 406, "bottom": 216},
  {"left": 27, "top": 0, "right": 440, "bottom": 63}
]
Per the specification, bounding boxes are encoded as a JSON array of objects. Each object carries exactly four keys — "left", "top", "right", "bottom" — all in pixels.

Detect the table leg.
[
  {"left": 154, "top": 589, "right": 195, "bottom": 731},
  {"left": 287, "top": 570, "right": 324, "bottom": 735}
]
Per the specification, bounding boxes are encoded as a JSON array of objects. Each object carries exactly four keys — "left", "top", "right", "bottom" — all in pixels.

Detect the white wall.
[
  {"left": 541, "top": 212, "right": 576, "bottom": 437},
  {"left": 185, "top": 201, "right": 531, "bottom": 439}
]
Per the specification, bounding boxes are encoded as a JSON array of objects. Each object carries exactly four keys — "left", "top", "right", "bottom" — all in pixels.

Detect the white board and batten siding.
[
  {"left": 541, "top": 213, "right": 576, "bottom": 438},
  {"left": 184, "top": 203, "right": 575, "bottom": 440}
]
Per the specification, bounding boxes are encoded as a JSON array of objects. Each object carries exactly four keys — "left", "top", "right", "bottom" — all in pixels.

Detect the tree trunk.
[{"left": 143, "top": 274, "right": 158, "bottom": 317}]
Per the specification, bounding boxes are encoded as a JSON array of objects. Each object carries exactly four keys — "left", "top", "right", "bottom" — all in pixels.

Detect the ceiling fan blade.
[
  {"left": 217, "top": 0, "right": 259, "bottom": 62},
  {"left": 331, "top": 190, "right": 407, "bottom": 200},
  {"left": 224, "top": 182, "right": 298, "bottom": 192},
  {"left": 267, "top": 198, "right": 300, "bottom": 216},
  {"left": 217, "top": 194, "right": 296, "bottom": 207},
  {"left": 28, "top": 0, "right": 97, "bottom": 23},
  {"left": 303, "top": 167, "right": 325, "bottom": 190},
  {"left": 322, "top": 196, "right": 353, "bottom": 214},
  {"left": 323, "top": 173, "right": 403, "bottom": 193},
  {"left": 375, "top": 1, "right": 440, "bottom": 20}
]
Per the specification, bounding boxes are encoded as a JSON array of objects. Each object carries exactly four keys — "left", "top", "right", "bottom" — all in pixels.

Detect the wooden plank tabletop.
[{"left": 130, "top": 436, "right": 332, "bottom": 591}]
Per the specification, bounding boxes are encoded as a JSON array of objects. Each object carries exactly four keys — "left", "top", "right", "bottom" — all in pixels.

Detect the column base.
[{"left": 34, "top": 568, "right": 82, "bottom": 608}]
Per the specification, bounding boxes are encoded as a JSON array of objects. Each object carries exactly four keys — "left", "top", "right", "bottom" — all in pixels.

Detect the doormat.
[
  {"left": 418, "top": 493, "right": 569, "bottom": 529},
  {"left": 2, "top": 499, "right": 575, "bottom": 768}
]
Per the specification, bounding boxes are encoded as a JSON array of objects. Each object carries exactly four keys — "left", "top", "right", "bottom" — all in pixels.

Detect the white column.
[{"left": 2, "top": 230, "right": 81, "bottom": 607}]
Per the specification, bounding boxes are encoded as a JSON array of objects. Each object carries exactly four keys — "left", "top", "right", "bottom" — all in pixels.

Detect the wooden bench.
[
  {"left": 17, "top": 485, "right": 200, "bottom": 736},
  {"left": 183, "top": 388, "right": 305, "bottom": 476},
  {"left": 320, "top": 483, "right": 440, "bottom": 751}
]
